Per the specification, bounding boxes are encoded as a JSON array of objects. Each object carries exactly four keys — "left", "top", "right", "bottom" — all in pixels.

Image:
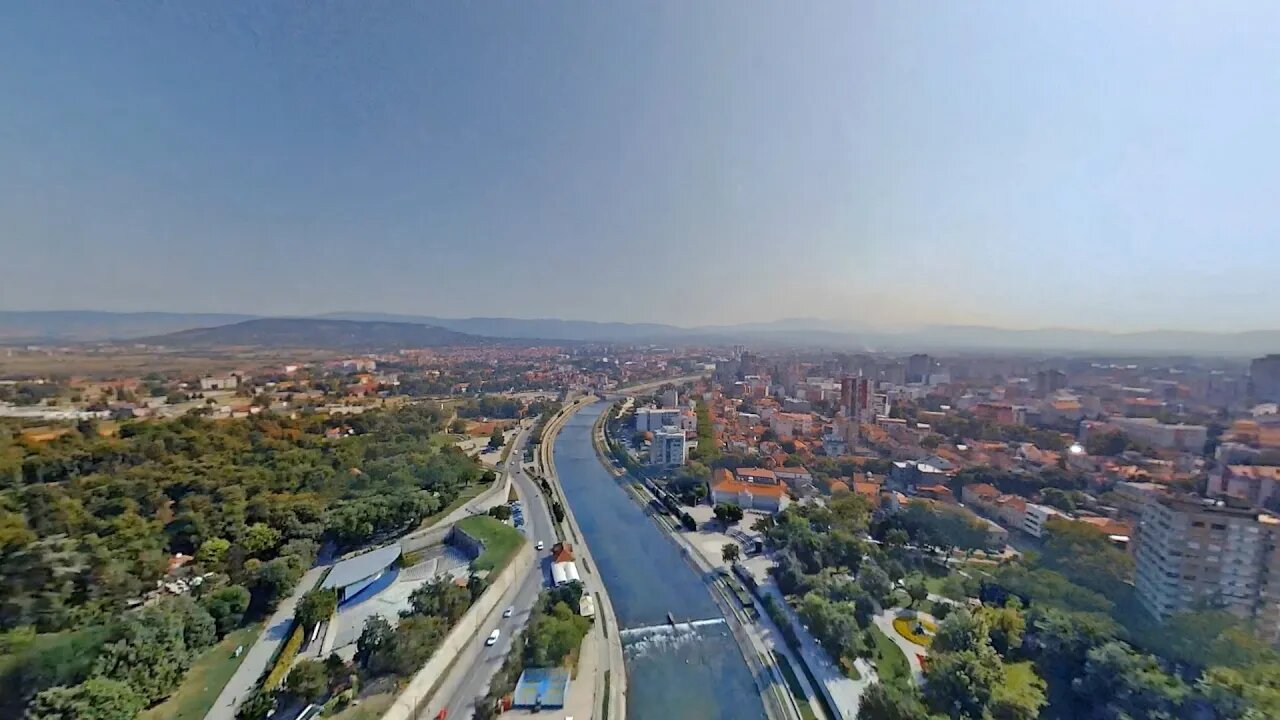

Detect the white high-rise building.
[
  {"left": 650, "top": 425, "right": 687, "bottom": 467},
  {"left": 1135, "top": 495, "right": 1280, "bottom": 641}
]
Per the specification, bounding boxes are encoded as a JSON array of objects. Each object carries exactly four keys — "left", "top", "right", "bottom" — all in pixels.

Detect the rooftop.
[{"left": 323, "top": 544, "right": 402, "bottom": 590}]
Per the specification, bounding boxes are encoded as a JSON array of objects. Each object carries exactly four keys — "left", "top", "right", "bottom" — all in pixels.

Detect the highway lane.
[{"left": 424, "top": 426, "right": 557, "bottom": 720}]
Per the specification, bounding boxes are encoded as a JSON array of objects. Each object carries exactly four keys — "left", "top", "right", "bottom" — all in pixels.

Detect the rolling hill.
[
  {"left": 0, "top": 310, "right": 257, "bottom": 342},
  {"left": 136, "top": 318, "right": 493, "bottom": 350}
]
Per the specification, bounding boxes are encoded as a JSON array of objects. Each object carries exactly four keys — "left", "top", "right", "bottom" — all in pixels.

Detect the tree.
[
  {"left": 295, "top": 588, "right": 339, "bottom": 633},
  {"left": 196, "top": 537, "right": 231, "bottom": 568},
  {"left": 235, "top": 689, "right": 278, "bottom": 720},
  {"left": 408, "top": 578, "right": 472, "bottom": 624},
  {"left": 932, "top": 608, "right": 989, "bottom": 654},
  {"left": 488, "top": 427, "right": 505, "bottom": 450},
  {"left": 1085, "top": 430, "right": 1136, "bottom": 457},
  {"left": 26, "top": 677, "right": 144, "bottom": 720},
  {"left": 857, "top": 682, "right": 932, "bottom": 720},
  {"left": 721, "top": 543, "right": 741, "bottom": 564},
  {"left": 857, "top": 562, "right": 892, "bottom": 605},
  {"left": 1040, "top": 488, "right": 1076, "bottom": 513},
  {"left": 989, "top": 662, "right": 1047, "bottom": 720},
  {"left": 905, "top": 575, "right": 929, "bottom": 608},
  {"left": 285, "top": 659, "right": 328, "bottom": 702},
  {"left": 923, "top": 644, "right": 1004, "bottom": 719},
  {"left": 449, "top": 419, "right": 468, "bottom": 434},
  {"left": 921, "top": 434, "right": 943, "bottom": 450},
  {"left": 488, "top": 505, "right": 512, "bottom": 521},
  {"left": 355, "top": 615, "right": 393, "bottom": 669},
  {"left": 551, "top": 502, "right": 565, "bottom": 523},
  {"left": 1073, "top": 642, "right": 1187, "bottom": 719},
  {"left": 983, "top": 602, "right": 1026, "bottom": 657},
  {"left": 241, "top": 523, "right": 282, "bottom": 558},
  {"left": 201, "top": 585, "right": 251, "bottom": 636},
  {"left": 713, "top": 503, "right": 745, "bottom": 526},
  {"left": 1039, "top": 518, "right": 1132, "bottom": 602},
  {"left": 92, "top": 599, "right": 213, "bottom": 706},
  {"left": 525, "top": 600, "right": 590, "bottom": 668},
  {"left": 372, "top": 615, "right": 448, "bottom": 677}
]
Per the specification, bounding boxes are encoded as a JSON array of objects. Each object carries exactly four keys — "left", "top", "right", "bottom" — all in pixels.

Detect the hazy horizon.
[{"left": 3, "top": 3, "right": 1279, "bottom": 331}]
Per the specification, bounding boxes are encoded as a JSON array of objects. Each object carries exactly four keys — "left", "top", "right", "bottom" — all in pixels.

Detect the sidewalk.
[
  {"left": 872, "top": 612, "right": 926, "bottom": 685},
  {"left": 204, "top": 564, "right": 326, "bottom": 720}
]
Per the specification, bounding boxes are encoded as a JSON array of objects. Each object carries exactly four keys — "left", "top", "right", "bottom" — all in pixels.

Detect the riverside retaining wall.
[{"left": 379, "top": 541, "right": 536, "bottom": 720}]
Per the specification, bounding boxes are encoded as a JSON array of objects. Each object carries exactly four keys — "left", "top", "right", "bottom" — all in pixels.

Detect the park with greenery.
[
  {"left": 0, "top": 403, "right": 490, "bottom": 719},
  {"left": 755, "top": 488, "right": 1280, "bottom": 720}
]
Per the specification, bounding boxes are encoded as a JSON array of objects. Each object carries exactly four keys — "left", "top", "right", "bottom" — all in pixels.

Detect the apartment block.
[
  {"left": 1135, "top": 495, "right": 1280, "bottom": 641},
  {"left": 649, "top": 425, "right": 687, "bottom": 467}
]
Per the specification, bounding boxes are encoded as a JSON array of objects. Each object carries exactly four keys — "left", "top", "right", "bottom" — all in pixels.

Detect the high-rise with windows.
[
  {"left": 1251, "top": 354, "right": 1280, "bottom": 403},
  {"left": 1135, "top": 494, "right": 1280, "bottom": 641},
  {"left": 906, "top": 354, "right": 932, "bottom": 384}
]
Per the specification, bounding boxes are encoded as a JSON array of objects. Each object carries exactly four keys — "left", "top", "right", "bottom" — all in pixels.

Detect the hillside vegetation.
[{"left": 0, "top": 403, "right": 485, "bottom": 717}]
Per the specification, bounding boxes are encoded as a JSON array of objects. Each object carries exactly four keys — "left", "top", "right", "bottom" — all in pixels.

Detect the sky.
[{"left": 1, "top": 2, "right": 1278, "bottom": 332}]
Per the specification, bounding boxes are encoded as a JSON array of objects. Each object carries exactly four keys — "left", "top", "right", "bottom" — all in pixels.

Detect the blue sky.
[{"left": 1, "top": 2, "right": 1277, "bottom": 331}]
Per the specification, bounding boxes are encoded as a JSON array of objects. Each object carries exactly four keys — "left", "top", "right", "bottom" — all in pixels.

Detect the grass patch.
[
  {"left": 839, "top": 656, "right": 862, "bottom": 680},
  {"left": 924, "top": 574, "right": 950, "bottom": 595},
  {"left": 602, "top": 670, "right": 611, "bottom": 720},
  {"left": 772, "top": 651, "right": 818, "bottom": 720},
  {"left": 140, "top": 624, "right": 261, "bottom": 720},
  {"left": 456, "top": 515, "right": 525, "bottom": 574},
  {"left": 869, "top": 626, "right": 910, "bottom": 684},
  {"left": 327, "top": 691, "right": 396, "bottom": 720},
  {"left": 892, "top": 616, "right": 936, "bottom": 647}
]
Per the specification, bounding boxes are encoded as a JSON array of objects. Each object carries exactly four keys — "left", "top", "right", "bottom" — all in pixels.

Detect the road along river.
[{"left": 552, "top": 404, "right": 766, "bottom": 720}]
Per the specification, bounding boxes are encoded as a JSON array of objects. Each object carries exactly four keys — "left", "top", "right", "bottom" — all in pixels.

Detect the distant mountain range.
[
  {"left": 0, "top": 311, "right": 257, "bottom": 342},
  {"left": 2, "top": 310, "right": 1278, "bottom": 356},
  {"left": 135, "top": 318, "right": 490, "bottom": 350}
]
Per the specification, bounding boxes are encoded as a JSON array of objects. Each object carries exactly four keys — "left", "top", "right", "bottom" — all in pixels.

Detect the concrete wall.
[
  {"left": 380, "top": 541, "right": 536, "bottom": 720},
  {"left": 449, "top": 525, "right": 486, "bottom": 560}
]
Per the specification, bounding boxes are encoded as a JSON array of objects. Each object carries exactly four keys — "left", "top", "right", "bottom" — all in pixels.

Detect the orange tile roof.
[
  {"left": 1228, "top": 465, "right": 1280, "bottom": 480},
  {"left": 713, "top": 476, "right": 787, "bottom": 498},
  {"left": 853, "top": 481, "right": 881, "bottom": 498},
  {"left": 737, "top": 467, "right": 778, "bottom": 483},
  {"left": 1075, "top": 516, "right": 1133, "bottom": 536},
  {"left": 965, "top": 483, "right": 1001, "bottom": 500}
]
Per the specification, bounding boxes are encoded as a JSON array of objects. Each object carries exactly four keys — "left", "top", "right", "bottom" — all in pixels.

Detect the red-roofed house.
[
  {"left": 711, "top": 468, "right": 788, "bottom": 513},
  {"left": 961, "top": 483, "right": 1001, "bottom": 506}
]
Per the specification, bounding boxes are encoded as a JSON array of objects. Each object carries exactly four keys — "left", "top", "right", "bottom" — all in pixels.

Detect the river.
[{"left": 553, "top": 404, "right": 766, "bottom": 720}]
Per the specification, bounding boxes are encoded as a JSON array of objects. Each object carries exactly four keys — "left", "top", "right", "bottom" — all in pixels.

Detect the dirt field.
[{"left": 0, "top": 348, "right": 337, "bottom": 378}]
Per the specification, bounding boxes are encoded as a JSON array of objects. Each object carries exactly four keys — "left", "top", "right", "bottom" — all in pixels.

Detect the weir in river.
[{"left": 552, "top": 404, "right": 766, "bottom": 720}]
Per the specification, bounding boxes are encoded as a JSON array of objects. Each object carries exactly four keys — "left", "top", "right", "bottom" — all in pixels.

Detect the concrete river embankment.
[{"left": 552, "top": 404, "right": 765, "bottom": 720}]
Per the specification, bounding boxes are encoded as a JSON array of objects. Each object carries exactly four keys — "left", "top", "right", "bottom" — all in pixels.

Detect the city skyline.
[{"left": 3, "top": 3, "right": 1280, "bottom": 331}]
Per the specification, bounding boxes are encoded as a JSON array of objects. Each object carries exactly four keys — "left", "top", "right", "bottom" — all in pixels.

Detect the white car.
[
  {"left": 486, "top": 628, "right": 501, "bottom": 646},
  {"left": 535, "top": 541, "right": 545, "bottom": 551},
  {"left": 503, "top": 606, "right": 514, "bottom": 618}
]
